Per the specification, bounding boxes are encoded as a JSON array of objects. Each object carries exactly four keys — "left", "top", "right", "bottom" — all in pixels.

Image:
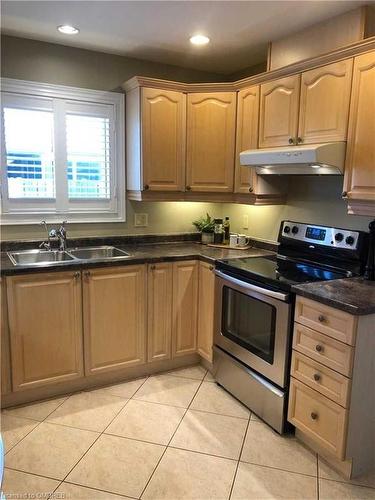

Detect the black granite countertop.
[
  {"left": 1, "top": 242, "right": 274, "bottom": 276},
  {"left": 293, "top": 277, "right": 375, "bottom": 315}
]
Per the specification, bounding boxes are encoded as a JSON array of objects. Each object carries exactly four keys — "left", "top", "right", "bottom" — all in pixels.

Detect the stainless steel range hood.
[{"left": 240, "top": 142, "right": 346, "bottom": 175}]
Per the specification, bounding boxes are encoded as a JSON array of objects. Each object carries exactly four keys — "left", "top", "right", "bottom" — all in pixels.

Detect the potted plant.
[{"left": 192, "top": 213, "right": 215, "bottom": 244}]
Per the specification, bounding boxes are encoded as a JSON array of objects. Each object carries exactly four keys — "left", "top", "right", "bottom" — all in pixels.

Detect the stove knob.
[
  {"left": 283, "top": 226, "right": 291, "bottom": 234},
  {"left": 292, "top": 226, "right": 299, "bottom": 234},
  {"left": 334, "top": 233, "right": 344, "bottom": 242},
  {"left": 345, "top": 235, "right": 355, "bottom": 246}
]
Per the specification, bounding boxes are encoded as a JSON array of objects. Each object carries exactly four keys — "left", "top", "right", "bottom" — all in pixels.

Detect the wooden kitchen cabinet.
[
  {"left": 147, "top": 262, "right": 173, "bottom": 362},
  {"left": 186, "top": 92, "right": 236, "bottom": 192},
  {"left": 259, "top": 75, "right": 300, "bottom": 148},
  {"left": 1, "top": 279, "right": 11, "bottom": 396},
  {"left": 197, "top": 261, "right": 215, "bottom": 362},
  {"left": 7, "top": 271, "right": 83, "bottom": 391},
  {"left": 343, "top": 50, "right": 375, "bottom": 216},
  {"left": 83, "top": 265, "right": 146, "bottom": 375},
  {"left": 298, "top": 59, "right": 353, "bottom": 144},
  {"left": 172, "top": 260, "right": 199, "bottom": 357}
]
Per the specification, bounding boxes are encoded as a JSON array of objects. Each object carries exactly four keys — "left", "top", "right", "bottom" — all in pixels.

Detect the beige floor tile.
[
  {"left": 241, "top": 421, "right": 317, "bottom": 476},
  {"left": 3, "top": 396, "right": 68, "bottom": 421},
  {"left": 204, "top": 371, "right": 215, "bottom": 382},
  {"left": 231, "top": 462, "right": 317, "bottom": 500},
  {"left": 166, "top": 364, "right": 207, "bottom": 380},
  {"left": 142, "top": 447, "right": 237, "bottom": 500},
  {"left": 106, "top": 399, "right": 185, "bottom": 445},
  {"left": 89, "top": 376, "right": 148, "bottom": 399},
  {"left": 133, "top": 374, "right": 201, "bottom": 408},
  {"left": 5, "top": 421, "right": 99, "bottom": 480},
  {"left": 170, "top": 409, "right": 248, "bottom": 459},
  {"left": 56, "top": 482, "right": 130, "bottom": 499},
  {"left": 190, "top": 382, "right": 250, "bottom": 418},
  {"left": 319, "top": 479, "right": 375, "bottom": 499},
  {"left": 66, "top": 433, "right": 165, "bottom": 498},
  {"left": 2, "top": 468, "right": 60, "bottom": 497},
  {"left": 319, "top": 457, "right": 375, "bottom": 489},
  {"left": 46, "top": 391, "right": 127, "bottom": 432},
  {"left": 1, "top": 414, "right": 39, "bottom": 452},
  {"left": 250, "top": 412, "right": 261, "bottom": 422}
]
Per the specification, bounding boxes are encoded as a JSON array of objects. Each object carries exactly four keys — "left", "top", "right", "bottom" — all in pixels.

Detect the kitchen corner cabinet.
[
  {"left": 83, "top": 265, "right": 146, "bottom": 375},
  {"left": 186, "top": 92, "right": 236, "bottom": 192},
  {"left": 172, "top": 260, "right": 199, "bottom": 357},
  {"left": 197, "top": 261, "right": 215, "bottom": 362},
  {"left": 147, "top": 262, "right": 173, "bottom": 362},
  {"left": 343, "top": 50, "right": 375, "bottom": 216},
  {"left": 6, "top": 271, "right": 83, "bottom": 391}
]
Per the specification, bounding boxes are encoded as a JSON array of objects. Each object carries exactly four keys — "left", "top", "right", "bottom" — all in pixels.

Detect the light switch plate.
[
  {"left": 242, "top": 214, "right": 249, "bottom": 230},
  {"left": 134, "top": 213, "right": 148, "bottom": 227}
]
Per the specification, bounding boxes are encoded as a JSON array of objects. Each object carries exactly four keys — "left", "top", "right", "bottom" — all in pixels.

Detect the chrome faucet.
[
  {"left": 49, "top": 221, "right": 68, "bottom": 251},
  {"left": 39, "top": 220, "right": 52, "bottom": 251}
]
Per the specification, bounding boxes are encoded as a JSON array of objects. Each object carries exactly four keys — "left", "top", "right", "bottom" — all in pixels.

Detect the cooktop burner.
[{"left": 217, "top": 255, "right": 350, "bottom": 292}]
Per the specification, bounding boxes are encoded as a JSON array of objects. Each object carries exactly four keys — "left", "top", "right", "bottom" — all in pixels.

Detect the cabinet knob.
[
  {"left": 342, "top": 191, "right": 348, "bottom": 199},
  {"left": 310, "top": 412, "right": 318, "bottom": 421},
  {"left": 84, "top": 270, "right": 91, "bottom": 278},
  {"left": 150, "top": 265, "right": 156, "bottom": 270},
  {"left": 297, "top": 137, "right": 303, "bottom": 144},
  {"left": 248, "top": 187, "right": 254, "bottom": 193},
  {"left": 315, "top": 344, "right": 323, "bottom": 353},
  {"left": 186, "top": 185, "right": 191, "bottom": 191},
  {"left": 74, "top": 271, "right": 80, "bottom": 279},
  {"left": 144, "top": 184, "right": 149, "bottom": 191},
  {"left": 288, "top": 137, "right": 294, "bottom": 144},
  {"left": 313, "top": 373, "right": 321, "bottom": 382},
  {"left": 209, "top": 265, "right": 214, "bottom": 271},
  {"left": 318, "top": 315, "right": 326, "bottom": 323}
]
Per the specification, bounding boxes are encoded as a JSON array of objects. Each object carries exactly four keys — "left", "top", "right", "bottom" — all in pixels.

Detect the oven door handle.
[{"left": 215, "top": 270, "right": 290, "bottom": 302}]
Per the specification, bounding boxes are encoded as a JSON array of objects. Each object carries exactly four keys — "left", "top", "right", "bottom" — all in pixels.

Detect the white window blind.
[{"left": 1, "top": 79, "right": 125, "bottom": 224}]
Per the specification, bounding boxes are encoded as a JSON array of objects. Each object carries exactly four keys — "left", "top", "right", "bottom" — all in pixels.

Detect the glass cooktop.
[{"left": 217, "top": 255, "right": 349, "bottom": 291}]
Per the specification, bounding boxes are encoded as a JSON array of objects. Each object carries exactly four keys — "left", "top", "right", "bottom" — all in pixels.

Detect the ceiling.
[{"left": 0, "top": 1, "right": 370, "bottom": 75}]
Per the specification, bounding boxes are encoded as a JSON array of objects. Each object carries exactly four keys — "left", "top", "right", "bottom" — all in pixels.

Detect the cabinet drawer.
[
  {"left": 291, "top": 351, "right": 351, "bottom": 407},
  {"left": 295, "top": 297, "right": 357, "bottom": 345},
  {"left": 288, "top": 378, "right": 348, "bottom": 459},
  {"left": 293, "top": 323, "right": 354, "bottom": 376}
]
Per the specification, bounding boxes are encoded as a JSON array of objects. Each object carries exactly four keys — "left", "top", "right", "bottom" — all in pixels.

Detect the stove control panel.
[{"left": 281, "top": 221, "right": 360, "bottom": 249}]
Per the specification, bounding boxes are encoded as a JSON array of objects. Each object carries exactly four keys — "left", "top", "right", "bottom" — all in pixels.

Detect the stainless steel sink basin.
[
  {"left": 8, "top": 249, "right": 75, "bottom": 266},
  {"left": 67, "top": 246, "right": 131, "bottom": 260}
]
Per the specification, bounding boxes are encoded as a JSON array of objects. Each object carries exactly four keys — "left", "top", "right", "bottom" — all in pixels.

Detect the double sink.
[{"left": 7, "top": 246, "right": 131, "bottom": 267}]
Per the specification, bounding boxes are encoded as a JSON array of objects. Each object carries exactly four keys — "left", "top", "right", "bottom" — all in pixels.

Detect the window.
[{"left": 1, "top": 79, "right": 125, "bottom": 224}]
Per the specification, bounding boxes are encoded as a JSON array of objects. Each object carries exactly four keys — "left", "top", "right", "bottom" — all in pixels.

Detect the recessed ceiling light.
[
  {"left": 57, "top": 25, "right": 79, "bottom": 35},
  {"left": 190, "top": 34, "right": 210, "bottom": 46}
]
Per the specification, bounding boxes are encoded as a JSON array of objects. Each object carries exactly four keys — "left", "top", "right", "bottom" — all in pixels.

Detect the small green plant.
[{"left": 192, "top": 213, "right": 215, "bottom": 233}]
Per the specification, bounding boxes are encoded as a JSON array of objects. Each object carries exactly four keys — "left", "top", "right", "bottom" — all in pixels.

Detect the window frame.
[{"left": 1, "top": 78, "right": 125, "bottom": 225}]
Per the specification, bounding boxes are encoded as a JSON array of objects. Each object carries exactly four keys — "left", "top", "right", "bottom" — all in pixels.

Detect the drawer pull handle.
[
  {"left": 313, "top": 373, "right": 321, "bottom": 382},
  {"left": 74, "top": 271, "right": 80, "bottom": 279},
  {"left": 315, "top": 344, "right": 323, "bottom": 353},
  {"left": 310, "top": 412, "right": 318, "bottom": 421},
  {"left": 318, "top": 315, "right": 326, "bottom": 323}
]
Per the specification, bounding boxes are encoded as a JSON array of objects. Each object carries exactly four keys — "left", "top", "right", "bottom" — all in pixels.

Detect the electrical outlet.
[
  {"left": 134, "top": 213, "right": 148, "bottom": 227},
  {"left": 242, "top": 214, "right": 249, "bottom": 230}
]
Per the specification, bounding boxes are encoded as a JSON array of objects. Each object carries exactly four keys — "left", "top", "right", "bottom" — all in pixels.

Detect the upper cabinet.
[
  {"left": 259, "top": 75, "right": 300, "bottom": 148},
  {"left": 186, "top": 92, "right": 236, "bottom": 192},
  {"left": 343, "top": 50, "right": 375, "bottom": 216},
  {"left": 259, "top": 59, "right": 353, "bottom": 147},
  {"left": 298, "top": 60, "right": 353, "bottom": 144}
]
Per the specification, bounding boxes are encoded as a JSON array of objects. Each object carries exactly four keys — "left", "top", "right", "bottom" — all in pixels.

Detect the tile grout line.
[
  {"left": 49, "top": 375, "right": 152, "bottom": 496},
  {"left": 228, "top": 411, "right": 251, "bottom": 500},
  {"left": 138, "top": 374, "right": 207, "bottom": 499}
]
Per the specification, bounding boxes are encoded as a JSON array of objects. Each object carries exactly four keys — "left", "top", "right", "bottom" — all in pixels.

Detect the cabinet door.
[
  {"left": 298, "top": 60, "right": 353, "bottom": 144},
  {"left": 83, "top": 265, "right": 146, "bottom": 375},
  {"left": 234, "top": 86, "right": 259, "bottom": 194},
  {"left": 259, "top": 75, "right": 300, "bottom": 148},
  {"left": 148, "top": 262, "right": 173, "bottom": 362},
  {"left": 197, "top": 261, "right": 215, "bottom": 362},
  {"left": 7, "top": 271, "right": 83, "bottom": 391},
  {"left": 172, "top": 260, "right": 198, "bottom": 357},
  {"left": 343, "top": 51, "right": 375, "bottom": 213},
  {"left": 142, "top": 88, "right": 186, "bottom": 191},
  {"left": 186, "top": 92, "right": 236, "bottom": 192},
  {"left": 1, "top": 279, "right": 11, "bottom": 396}
]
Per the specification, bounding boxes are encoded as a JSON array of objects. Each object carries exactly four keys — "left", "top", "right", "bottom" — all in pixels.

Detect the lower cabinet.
[
  {"left": 172, "top": 260, "right": 199, "bottom": 357},
  {"left": 83, "top": 265, "right": 147, "bottom": 375},
  {"left": 6, "top": 271, "right": 83, "bottom": 391},
  {"left": 1, "top": 279, "right": 11, "bottom": 396},
  {"left": 197, "top": 261, "right": 215, "bottom": 362}
]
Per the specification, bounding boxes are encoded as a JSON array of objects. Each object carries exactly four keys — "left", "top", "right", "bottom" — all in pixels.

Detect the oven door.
[{"left": 214, "top": 270, "right": 292, "bottom": 388}]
